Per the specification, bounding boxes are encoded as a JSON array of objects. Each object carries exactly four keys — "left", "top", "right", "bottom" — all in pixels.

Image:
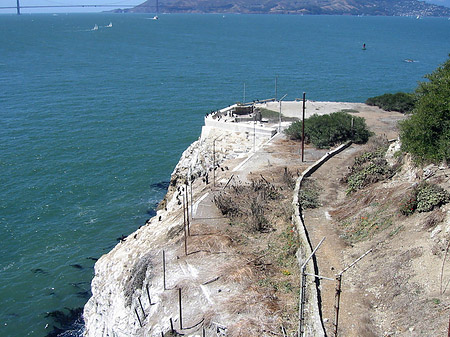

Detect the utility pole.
[
  {"left": 278, "top": 93, "right": 287, "bottom": 134},
  {"left": 16, "top": 0, "right": 20, "bottom": 15},
  {"left": 275, "top": 76, "right": 278, "bottom": 101}
]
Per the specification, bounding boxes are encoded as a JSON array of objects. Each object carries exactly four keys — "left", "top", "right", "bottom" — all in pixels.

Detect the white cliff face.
[{"left": 83, "top": 125, "right": 274, "bottom": 337}]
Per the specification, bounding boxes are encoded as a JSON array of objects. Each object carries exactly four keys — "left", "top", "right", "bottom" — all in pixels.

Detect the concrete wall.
[{"left": 292, "top": 141, "right": 352, "bottom": 337}]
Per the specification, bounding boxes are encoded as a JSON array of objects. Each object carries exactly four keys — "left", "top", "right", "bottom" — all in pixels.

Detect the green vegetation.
[
  {"left": 399, "top": 182, "right": 450, "bottom": 215},
  {"left": 366, "top": 92, "right": 415, "bottom": 113},
  {"left": 344, "top": 146, "right": 394, "bottom": 194},
  {"left": 258, "top": 107, "right": 299, "bottom": 122},
  {"left": 298, "top": 178, "right": 321, "bottom": 210},
  {"left": 399, "top": 56, "right": 450, "bottom": 164},
  {"left": 284, "top": 111, "right": 372, "bottom": 149}
]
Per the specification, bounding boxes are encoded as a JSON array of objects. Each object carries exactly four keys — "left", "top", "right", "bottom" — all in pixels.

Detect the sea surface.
[{"left": 0, "top": 12, "right": 449, "bottom": 336}]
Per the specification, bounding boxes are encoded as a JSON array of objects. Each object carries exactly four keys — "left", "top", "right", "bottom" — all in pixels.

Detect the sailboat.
[
  {"left": 152, "top": 0, "right": 159, "bottom": 19},
  {"left": 106, "top": 22, "right": 112, "bottom": 28},
  {"left": 92, "top": 24, "right": 99, "bottom": 31}
]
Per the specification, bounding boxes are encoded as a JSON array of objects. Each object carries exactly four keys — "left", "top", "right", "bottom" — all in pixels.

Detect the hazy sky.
[{"left": 0, "top": 0, "right": 449, "bottom": 14}]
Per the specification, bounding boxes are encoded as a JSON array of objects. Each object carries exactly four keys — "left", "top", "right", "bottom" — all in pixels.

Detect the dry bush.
[
  {"left": 227, "top": 318, "right": 264, "bottom": 337},
  {"left": 423, "top": 209, "right": 446, "bottom": 230},
  {"left": 214, "top": 178, "right": 282, "bottom": 232},
  {"left": 220, "top": 264, "right": 255, "bottom": 283},
  {"left": 188, "top": 234, "right": 233, "bottom": 253}
]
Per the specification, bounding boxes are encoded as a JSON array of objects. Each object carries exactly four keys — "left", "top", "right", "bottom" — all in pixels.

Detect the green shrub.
[
  {"left": 299, "top": 178, "right": 321, "bottom": 210},
  {"left": 416, "top": 182, "right": 450, "bottom": 212},
  {"left": 366, "top": 92, "right": 415, "bottom": 113},
  {"left": 345, "top": 146, "right": 393, "bottom": 194},
  {"left": 399, "top": 56, "right": 450, "bottom": 164},
  {"left": 398, "top": 182, "right": 450, "bottom": 215},
  {"left": 285, "top": 111, "right": 372, "bottom": 149}
]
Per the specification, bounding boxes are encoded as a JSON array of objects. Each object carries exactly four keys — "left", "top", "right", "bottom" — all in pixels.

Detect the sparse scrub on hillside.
[
  {"left": 214, "top": 177, "right": 281, "bottom": 232},
  {"left": 284, "top": 111, "right": 372, "bottom": 148},
  {"left": 366, "top": 92, "right": 415, "bottom": 113},
  {"left": 344, "top": 145, "right": 395, "bottom": 194},
  {"left": 298, "top": 178, "right": 321, "bottom": 210}
]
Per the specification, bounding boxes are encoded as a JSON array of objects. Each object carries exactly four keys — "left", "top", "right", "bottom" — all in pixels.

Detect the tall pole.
[
  {"left": 279, "top": 93, "right": 287, "bottom": 134},
  {"left": 302, "top": 92, "right": 306, "bottom": 162},
  {"left": 275, "top": 76, "right": 278, "bottom": 101},
  {"left": 16, "top": 0, "right": 20, "bottom": 15},
  {"left": 243, "top": 82, "right": 246, "bottom": 104}
]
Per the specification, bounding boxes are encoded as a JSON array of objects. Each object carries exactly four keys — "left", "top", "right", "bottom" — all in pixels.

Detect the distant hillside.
[{"left": 117, "top": 0, "right": 450, "bottom": 16}]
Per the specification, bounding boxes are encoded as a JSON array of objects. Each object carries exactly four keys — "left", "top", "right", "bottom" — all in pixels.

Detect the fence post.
[
  {"left": 333, "top": 274, "right": 342, "bottom": 337},
  {"left": 178, "top": 288, "right": 183, "bottom": 330},
  {"left": 162, "top": 250, "right": 166, "bottom": 290},
  {"left": 135, "top": 308, "right": 142, "bottom": 327}
]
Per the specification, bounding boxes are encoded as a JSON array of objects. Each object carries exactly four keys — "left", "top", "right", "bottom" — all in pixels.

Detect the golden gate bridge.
[{"left": 0, "top": 0, "right": 157, "bottom": 14}]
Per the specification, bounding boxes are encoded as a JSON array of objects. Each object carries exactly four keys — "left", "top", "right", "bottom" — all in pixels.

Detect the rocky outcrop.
[{"left": 83, "top": 119, "right": 276, "bottom": 336}]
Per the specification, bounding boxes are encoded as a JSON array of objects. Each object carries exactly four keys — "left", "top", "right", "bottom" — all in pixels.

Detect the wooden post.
[
  {"left": 178, "top": 288, "right": 183, "bottom": 330},
  {"left": 162, "top": 250, "right": 166, "bottom": 290},
  {"left": 135, "top": 308, "right": 142, "bottom": 327},
  {"left": 302, "top": 92, "right": 306, "bottom": 162},
  {"left": 334, "top": 274, "right": 343, "bottom": 337}
]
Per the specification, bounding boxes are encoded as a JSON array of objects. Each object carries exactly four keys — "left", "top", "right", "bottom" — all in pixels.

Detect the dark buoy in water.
[{"left": 362, "top": 43, "right": 366, "bottom": 50}]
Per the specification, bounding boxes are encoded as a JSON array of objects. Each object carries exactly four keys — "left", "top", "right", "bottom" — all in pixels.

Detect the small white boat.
[
  {"left": 106, "top": 22, "right": 112, "bottom": 28},
  {"left": 92, "top": 24, "right": 99, "bottom": 31},
  {"left": 152, "top": 15, "right": 159, "bottom": 20}
]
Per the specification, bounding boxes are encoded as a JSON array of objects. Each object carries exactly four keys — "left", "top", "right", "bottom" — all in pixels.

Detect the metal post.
[
  {"left": 275, "top": 76, "right": 278, "bottom": 101},
  {"left": 279, "top": 93, "right": 288, "bottom": 133},
  {"left": 138, "top": 297, "right": 146, "bottom": 317},
  {"left": 447, "top": 311, "right": 450, "bottom": 337},
  {"left": 162, "top": 250, "right": 166, "bottom": 290},
  {"left": 298, "top": 237, "right": 325, "bottom": 337},
  {"left": 302, "top": 92, "right": 306, "bottom": 162},
  {"left": 170, "top": 318, "right": 174, "bottom": 333},
  {"left": 146, "top": 284, "right": 152, "bottom": 305},
  {"left": 184, "top": 216, "right": 188, "bottom": 256},
  {"left": 185, "top": 186, "right": 190, "bottom": 236},
  {"left": 16, "top": 0, "right": 20, "bottom": 14},
  {"left": 333, "top": 274, "right": 342, "bottom": 337},
  {"left": 189, "top": 166, "right": 193, "bottom": 220},
  {"left": 135, "top": 308, "right": 142, "bottom": 327},
  {"left": 299, "top": 268, "right": 307, "bottom": 337},
  {"left": 182, "top": 193, "right": 186, "bottom": 228},
  {"left": 253, "top": 114, "right": 256, "bottom": 152},
  {"left": 213, "top": 139, "right": 216, "bottom": 187},
  {"left": 243, "top": 82, "right": 246, "bottom": 103},
  {"left": 178, "top": 288, "right": 183, "bottom": 330}
]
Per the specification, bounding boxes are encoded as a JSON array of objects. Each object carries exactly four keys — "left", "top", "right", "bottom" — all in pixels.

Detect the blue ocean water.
[{"left": 0, "top": 13, "right": 449, "bottom": 336}]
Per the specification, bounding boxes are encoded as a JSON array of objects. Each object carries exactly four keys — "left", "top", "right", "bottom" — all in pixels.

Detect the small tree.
[{"left": 399, "top": 56, "right": 450, "bottom": 163}]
